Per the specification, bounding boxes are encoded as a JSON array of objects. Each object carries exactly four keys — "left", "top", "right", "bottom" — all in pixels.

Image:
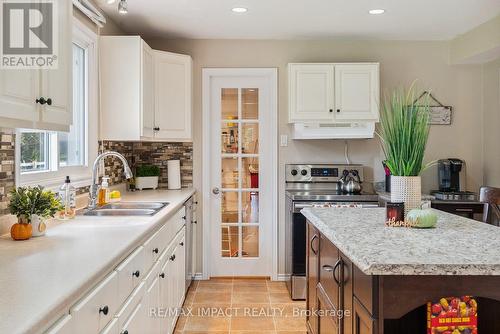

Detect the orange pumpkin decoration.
[{"left": 11, "top": 223, "right": 33, "bottom": 241}]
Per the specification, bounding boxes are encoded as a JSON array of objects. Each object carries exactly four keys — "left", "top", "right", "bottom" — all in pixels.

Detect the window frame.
[{"left": 16, "top": 19, "right": 99, "bottom": 190}]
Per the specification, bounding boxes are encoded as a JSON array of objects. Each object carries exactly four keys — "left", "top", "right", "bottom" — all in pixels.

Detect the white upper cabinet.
[
  {"left": 288, "top": 63, "right": 379, "bottom": 124},
  {"left": 99, "top": 36, "right": 192, "bottom": 141},
  {"left": 289, "top": 64, "right": 335, "bottom": 122},
  {"left": 334, "top": 64, "right": 379, "bottom": 121},
  {"left": 154, "top": 51, "right": 192, "bottom": 141},
  {"left": 99, "top": 36, "right": 149, "bottom": 141},
  {"left": 0, "top": 0, "right": 72, "bottom": 131}
]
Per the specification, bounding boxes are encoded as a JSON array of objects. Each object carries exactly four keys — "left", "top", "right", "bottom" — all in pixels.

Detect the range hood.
[{"left": 291, "top": 122, "right": 375, "bottom": 139}]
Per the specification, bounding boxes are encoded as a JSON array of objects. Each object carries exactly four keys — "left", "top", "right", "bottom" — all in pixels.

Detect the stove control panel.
[{"left": 286, "top": 164, "right": 364, "bottom": 183}]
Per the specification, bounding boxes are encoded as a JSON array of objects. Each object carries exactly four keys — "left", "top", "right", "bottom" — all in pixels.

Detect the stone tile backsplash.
[
  {"left": 0, "top": 129, "right": 15, "bottom": 215},
  {"left": 0, "top": 131, "right": 193, "bottom": 220},
  {"left": 101, "top": 141, "right": 193, "bottom": 189}
]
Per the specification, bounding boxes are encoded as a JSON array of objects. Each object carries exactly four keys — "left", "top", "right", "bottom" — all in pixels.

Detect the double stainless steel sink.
[{"left": 79, "top": 202, "right": 169, "bottom": 216}]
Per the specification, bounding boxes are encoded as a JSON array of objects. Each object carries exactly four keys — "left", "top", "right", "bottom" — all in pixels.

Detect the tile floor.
[{"left": 174, "top": 278, "right": 307, "bottom": 334}]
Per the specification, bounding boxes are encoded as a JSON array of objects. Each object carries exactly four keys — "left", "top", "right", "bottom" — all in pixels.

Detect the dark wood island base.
[{"left": 306, "top": 221, "right": 500, "bottom": 334}]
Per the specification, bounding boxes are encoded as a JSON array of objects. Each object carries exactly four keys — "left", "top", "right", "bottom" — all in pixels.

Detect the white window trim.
[{"left": 16, "top": 18, "right": 99, "bottom": 191}]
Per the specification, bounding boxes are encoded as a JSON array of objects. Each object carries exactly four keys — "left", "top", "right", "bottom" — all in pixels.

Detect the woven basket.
[{"left": 390, "top": 176, "right": 422, "bottom": 215}]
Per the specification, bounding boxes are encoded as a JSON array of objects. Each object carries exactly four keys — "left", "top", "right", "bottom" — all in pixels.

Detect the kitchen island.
[{"left": 301, "top": 207, "right": 500, "bottom": 334}]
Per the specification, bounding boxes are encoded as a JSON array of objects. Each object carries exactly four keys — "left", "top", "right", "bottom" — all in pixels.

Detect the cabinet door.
[
  {"left": 145, "top": 276, "right": 160, "bottom": 334},
  {"left": 40, "top": 0, "right": 72, "bottom": 130},
  {"left": 353, "top": 297, "right": 375, "bottom": 334},
  {"left": 120, "top": 302, "right": 146, "bottom": 334},
  {"left": 159, "top": 249, "right": 175, "bottom": 334},
  {"left": 175, "top": 234, "right": 186, "bottom": 309},
  {"left": 334, "top": 64, "right": 379, "bottom": 122},
  {"left": 141, "top": 41, "right": 155, "bottom": 138},
  {"left": 317, "top": 284, "right": 340, "bottom": 334},
  {"left": 0, "top": 68, "right": 39, "bottom": 126},
  {"left": 307, "top": 223, "right": 320, "bottom": 334},
  {"left": 341, "top": 254, "right": 353, "bottom": 334},
  {"left": 319, "top": 235, "right": 341, "bottom": 311},
  {"left": 154, "top": 51, "right": 192, "bottom": 141},
  {"left": 289, "top": 64, "right": 334, "bottom": 122}
]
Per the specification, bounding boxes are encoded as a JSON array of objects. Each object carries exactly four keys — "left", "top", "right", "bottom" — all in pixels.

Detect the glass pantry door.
[{"left": 209, "top": 74, "right": 274, "bottom": 277}]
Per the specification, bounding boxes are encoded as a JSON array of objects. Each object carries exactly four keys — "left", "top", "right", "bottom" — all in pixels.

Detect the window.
[{"left": 17, "top": 20, "right": 98, "bottom": 188}]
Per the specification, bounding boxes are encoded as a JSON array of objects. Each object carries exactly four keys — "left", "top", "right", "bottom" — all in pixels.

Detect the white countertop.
[
  {"left": 0, "top": 188, "right": 195, "bottom": 334},
  {"left": 301, "top": 207, "right": 500, "bottom": 276}
]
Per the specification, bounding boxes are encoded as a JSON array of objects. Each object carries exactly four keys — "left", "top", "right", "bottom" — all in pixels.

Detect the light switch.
[{"left": 280, "top": 135, "right": 288, "bottom": 147}]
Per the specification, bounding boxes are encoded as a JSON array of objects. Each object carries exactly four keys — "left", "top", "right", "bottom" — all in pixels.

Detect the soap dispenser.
[{"left": 98, "top": 177, "right": 110, "bottom": 206}]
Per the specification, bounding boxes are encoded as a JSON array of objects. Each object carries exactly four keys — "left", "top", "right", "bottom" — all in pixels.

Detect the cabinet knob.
[
  {"left": 99, "top": 305, "right": 109, "bottom": 315},
  {"left": 132, "top": 270, "right": 140, "bottom": 278},
  {"left": 122, "top": 330, "right": 129, "bottom": 334},
  {"left": 336, "top": 109, "right": 340, "bottom": 113},
  {"left": 35, "top": 97, "right": 52, "bottom": 105},
  {"left": 170, "top": 254, "right": 176, "bottom": 261},
  {"left": 329, "top": 109, "right": 333, "bottom": 113},
  {"left": 153, "top": 127, "right": 160, "bottom": 131},
  {"left": 159, "top": 272, "right": 165, "bottom": 278},
  {"left": 153, "top": 247, "right": 159, "bottom": 254},
  {"left": 180, "top": 241, "right": 184, "bottom": 246},
  {"left": 192, "top": 220, "right": 197, "bottom": 224},
  {"left": 182, "top": 216, "right": 186, "bottom": 220}
]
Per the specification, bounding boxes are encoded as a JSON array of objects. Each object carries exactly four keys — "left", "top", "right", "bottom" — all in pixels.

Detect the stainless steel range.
[{"left": 285, "top": 164, "right": 379, "bottom": 300}]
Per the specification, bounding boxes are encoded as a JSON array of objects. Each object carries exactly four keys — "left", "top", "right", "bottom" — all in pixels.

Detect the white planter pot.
[
  {"left": 31, "top": 214, "right": 47, "bottom": 237},
  {"left": 135, "top": 176, "right": 159, "bottom": 190},
  {"left": 390, "top": 176, "right": 422, "bottom": 215}
]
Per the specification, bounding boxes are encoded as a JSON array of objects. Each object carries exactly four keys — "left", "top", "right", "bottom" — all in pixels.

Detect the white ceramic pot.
[
  {"left": 135, "top": 176, "right": 159, "bottom": 190},
  {"left": 31, "top": 214, "right": 47, "bottom": 237},
  {"left": 390, "top": 176, "right": 422, "bottom": 215}
]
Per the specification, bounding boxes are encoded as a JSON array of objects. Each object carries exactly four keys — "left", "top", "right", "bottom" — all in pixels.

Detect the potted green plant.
[
  {"left": 377, "top": 84, "right": 432, "bottom": 214},
  {"left": 135, "top": 165, "right": 161, "bottom": 190},
  {"left": 8, "top": 186, "right": 63, "bottom": 239}
]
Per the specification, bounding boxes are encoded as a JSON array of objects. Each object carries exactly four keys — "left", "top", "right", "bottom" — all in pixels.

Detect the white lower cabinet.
[
  {"left": 48, "top": 205, "right": 189, "bottom": 334},
  {"left": 70, "top": 272, "right": 119, "bottom": 334},
  {"left": 45, "top": 314, "right": 74, "bottom": 334}
]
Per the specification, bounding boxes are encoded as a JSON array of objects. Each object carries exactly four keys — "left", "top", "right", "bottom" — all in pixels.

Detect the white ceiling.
[{"left": 97, "top": 0, "right": 500, "bottom": 40}]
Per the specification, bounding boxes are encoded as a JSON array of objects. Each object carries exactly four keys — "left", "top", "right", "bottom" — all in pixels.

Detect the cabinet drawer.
[
  {"left": 116, "top": 246, "right": 146, "bottom": 305},
  {"left": 71, "top": 271, "right": 119, "bottom": 334},
  {"left": 45, "top": 314, "right": 74, "bottom": 334},
  {"left": 115, "top": 281, "right": 146, "bottom": 329},
  {"left": 319, "top": 235, "right": 340, "bottom": 308},
  {"left": 99, "top": 318, "right": 119, "bottom": 334},
  {"left": 171, "top": 207, "right": 186, "bottom": 235},
  {"left": 143, "top": 225, "right": 168, "bottom": 271}
]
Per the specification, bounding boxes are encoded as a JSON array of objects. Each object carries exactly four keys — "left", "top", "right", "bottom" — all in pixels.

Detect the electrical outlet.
[{"left": 280, "top": 135, "right": 288, "bottom": 147}]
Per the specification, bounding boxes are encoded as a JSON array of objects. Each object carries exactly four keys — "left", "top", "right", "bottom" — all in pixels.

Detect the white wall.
[
  {"left": 146, "top": 38, "right": 485, "bottom": 275},
  {"left": 482, "top": 58, "right": 500, "bottom": 187}
]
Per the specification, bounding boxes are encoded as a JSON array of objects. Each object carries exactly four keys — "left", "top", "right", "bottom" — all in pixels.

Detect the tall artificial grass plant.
[{"left": 377, "top": 84, "right": 432, "bottom": 176}]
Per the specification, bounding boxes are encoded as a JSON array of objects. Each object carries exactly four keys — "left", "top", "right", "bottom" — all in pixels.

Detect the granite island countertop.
[
  {"left": 0, "top": 188, "right": 195, "bottom": 334},
  {"left": 301, "top": 207, "right": 500, "bottom": 276}
]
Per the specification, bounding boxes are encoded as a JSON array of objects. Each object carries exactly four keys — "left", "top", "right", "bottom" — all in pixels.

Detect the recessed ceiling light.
[
  {"left": 118, "top": 0, "right": 128, "bottom": 14},
  {"left": 106, "top": 0, "right": 116, "bottom": 4},
  {"left": 369, "top": 9, "right": 385, "bottom": 15},
  {"left": 232, "top": 7, "right": 248, "bottom": 13}
]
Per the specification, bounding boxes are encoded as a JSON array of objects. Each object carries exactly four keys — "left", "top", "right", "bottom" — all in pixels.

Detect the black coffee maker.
[{"left": 438, "top": 158, "right": 465, "bottom": 192}]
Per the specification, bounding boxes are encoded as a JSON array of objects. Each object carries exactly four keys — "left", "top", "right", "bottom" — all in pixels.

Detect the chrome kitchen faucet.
[{"left": 88, "top": 151, "right": 133, "bottom": 209}]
